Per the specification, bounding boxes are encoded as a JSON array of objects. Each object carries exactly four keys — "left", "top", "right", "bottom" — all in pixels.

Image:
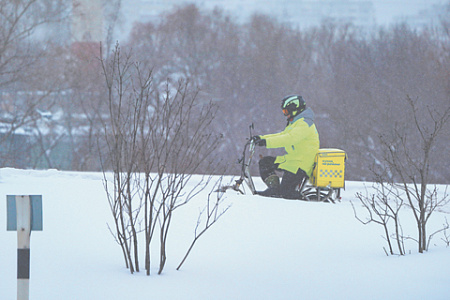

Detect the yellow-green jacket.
[{"left": 260, "top": 108, "right": 320, "bottom": 177}]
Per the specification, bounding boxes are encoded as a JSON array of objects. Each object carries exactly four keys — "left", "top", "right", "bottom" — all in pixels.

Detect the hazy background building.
[{"left": 72, "top": 0, "right": 104, "bottom": 43}]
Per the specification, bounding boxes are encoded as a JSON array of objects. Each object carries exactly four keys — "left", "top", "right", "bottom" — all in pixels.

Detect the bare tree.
[
  {"left": 142, "top": 79, "right": 223, "bottom": 275},
  {"left": 376, "top": 96, "right": 449, "bottom": 253},
  {"left": 442, "top": 218, "right": 450, "bottom": 247},
  {"left": 99, "top": 44, "right": 144, "bottom": 274},
  {"left": 352, "top": 180, "right": 405, "bottom": 255},
  {"left": 102, "top": 0, "right": 123, "bottom": 55},
  {"left": 99, "top": 43, "right": 228, "bottom": 275},
  {"left": 3, "top": 2, "right": 448, "bottom": 183},
  {"left": 0, "top": 0, "right": 69, "bottom": 166},
  {"left": 123, "top": 5, "right": 450, "bottom": 181}
]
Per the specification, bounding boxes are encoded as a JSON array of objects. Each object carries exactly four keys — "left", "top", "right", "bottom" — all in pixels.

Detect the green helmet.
[{"left": 281, "top": 95, "right": 306, "bottom": 118}]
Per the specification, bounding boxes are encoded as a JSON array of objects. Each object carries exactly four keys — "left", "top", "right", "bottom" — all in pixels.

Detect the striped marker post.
[
  {"left": 7, "top": 195, "right": 43, "bottom": 300},
  {"left": 16, "top": 196, "right": 31, "bottom": 300}
]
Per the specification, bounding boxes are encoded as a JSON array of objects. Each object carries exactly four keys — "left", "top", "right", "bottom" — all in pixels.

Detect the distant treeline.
[{"left": 1, "top": 3, "right": 449, "bottom": 183}]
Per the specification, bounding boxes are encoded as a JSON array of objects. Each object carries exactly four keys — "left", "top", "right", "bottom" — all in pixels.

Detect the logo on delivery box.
[{"left": 322, "top": 159, "right": 340, "bottom": 166}]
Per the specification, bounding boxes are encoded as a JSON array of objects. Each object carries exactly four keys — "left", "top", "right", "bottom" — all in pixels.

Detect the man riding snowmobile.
[{"left": 252, "top": 95, "right": 320, "bottom": 199}]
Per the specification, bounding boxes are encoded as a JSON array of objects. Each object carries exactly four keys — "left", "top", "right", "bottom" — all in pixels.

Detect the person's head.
[{"left": 281, "top": 95, "right": 306, "bottom": 120}]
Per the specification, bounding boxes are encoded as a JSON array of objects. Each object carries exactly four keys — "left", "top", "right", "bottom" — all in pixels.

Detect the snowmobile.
[{"left": 218, "top": 132, "right": 346, "bottom": 203}]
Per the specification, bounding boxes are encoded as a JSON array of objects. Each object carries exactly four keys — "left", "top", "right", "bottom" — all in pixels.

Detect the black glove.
[{"left": 251, "top": 135, "right": 266, "bottom": 147}]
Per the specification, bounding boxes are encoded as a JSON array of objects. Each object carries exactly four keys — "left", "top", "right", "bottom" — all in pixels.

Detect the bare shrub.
[
  {"left": 353, "top": 96, "right": 450, "bottom": 254},
  {"left": 99, "top": 43, "right": 228, "bottom": 275},
  {"left": 352, "top": 180, "right": 405, "bottom": 255}
]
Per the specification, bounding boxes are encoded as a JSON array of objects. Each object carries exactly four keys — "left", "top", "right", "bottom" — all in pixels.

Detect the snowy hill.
[{"left": 0, "top": 168, "right": 449, "bottom": 299}]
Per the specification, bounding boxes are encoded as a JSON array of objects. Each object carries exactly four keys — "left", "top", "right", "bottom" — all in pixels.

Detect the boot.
[
  {"left": 264, "top": 174, "right": 280, "bottom": 189},
  {"left": 256, "top": 174, "right": 280, "bottom": 197}
]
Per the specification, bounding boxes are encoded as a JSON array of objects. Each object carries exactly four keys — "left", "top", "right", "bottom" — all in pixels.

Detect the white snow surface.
[{"left": 0, "top": 168, "right": 449, "bottom": 299}]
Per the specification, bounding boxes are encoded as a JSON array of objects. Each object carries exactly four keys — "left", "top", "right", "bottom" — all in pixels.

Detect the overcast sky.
[
  {"left": 369, "top": 0, "right": 443, "bottom": 24},
  {"left": 120, "top": 0, "right": 445, "bottom": 35}
]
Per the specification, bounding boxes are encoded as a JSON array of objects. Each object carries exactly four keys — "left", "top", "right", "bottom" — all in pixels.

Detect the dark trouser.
[{"left": 259, "top": 156, "right": 307, "bottom": 199}]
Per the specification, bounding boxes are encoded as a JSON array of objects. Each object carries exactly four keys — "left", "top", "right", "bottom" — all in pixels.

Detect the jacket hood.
[{"left": 291, "top": 107, "right": 315, "bottom": 127}]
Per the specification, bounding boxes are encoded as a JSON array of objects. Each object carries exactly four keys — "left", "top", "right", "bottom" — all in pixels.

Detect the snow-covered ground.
[{"left": 0, "top": 168, "right": 449, "bottom": 299}]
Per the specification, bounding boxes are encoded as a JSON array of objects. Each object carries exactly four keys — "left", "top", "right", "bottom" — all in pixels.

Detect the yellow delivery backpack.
[{"left": 310, "top": 148, "right": 347, "bottom": 189}]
